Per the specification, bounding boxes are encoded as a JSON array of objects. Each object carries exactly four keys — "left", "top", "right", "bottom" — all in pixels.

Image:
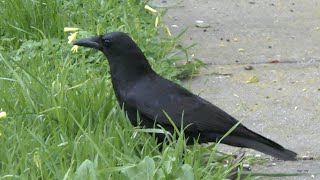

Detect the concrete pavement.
[{"left": 151, "top": 0, "right": 320, "bottom": 178}]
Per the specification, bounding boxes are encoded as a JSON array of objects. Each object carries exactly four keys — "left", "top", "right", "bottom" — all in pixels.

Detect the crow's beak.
[{"left": 73, "top": 36, "right": 102, "bottom": 51}]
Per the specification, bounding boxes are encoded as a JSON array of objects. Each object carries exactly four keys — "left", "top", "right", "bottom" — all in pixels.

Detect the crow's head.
[
  {"left": 74, "top": 32, "right": 153, "bottom": 76},
  {"left": 74, "top": 32, "right": 140, "bottom": 58}
]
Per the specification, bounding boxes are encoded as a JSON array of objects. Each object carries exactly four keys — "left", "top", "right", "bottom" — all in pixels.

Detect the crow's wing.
[
  {"left": 124, "top": 74, "right": 245, "bottom": 135},
  {"left": 124, "top": 75, "right": 298, "bottom": 161}
]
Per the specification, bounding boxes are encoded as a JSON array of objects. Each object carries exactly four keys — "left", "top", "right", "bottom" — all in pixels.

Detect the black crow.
[{"left": 74, "top": 32, "right": 297, "bottom": 160}]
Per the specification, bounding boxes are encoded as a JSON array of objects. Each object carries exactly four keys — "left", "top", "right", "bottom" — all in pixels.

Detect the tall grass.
[
  {"left": 1, "top": 0, "right": 64, "bottom": 40},
  {"left": 0, "top": 0, "right": 249, "bottom": 179}
]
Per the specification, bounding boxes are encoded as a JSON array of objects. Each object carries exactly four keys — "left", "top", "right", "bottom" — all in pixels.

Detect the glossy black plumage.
[{"left": 74, "top": 32, "right": 297, "bottom": 160}]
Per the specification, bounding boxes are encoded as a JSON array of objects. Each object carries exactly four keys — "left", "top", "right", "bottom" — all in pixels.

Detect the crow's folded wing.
[{"left": 124, "top": 76, "right": 243, "bottom": 135}]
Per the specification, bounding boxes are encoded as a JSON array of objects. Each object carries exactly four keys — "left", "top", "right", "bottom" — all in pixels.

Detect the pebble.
[
  {"left": 244, "top": 66, "right": 253, "bottom": 70},
  {"left": 195, "top": 20, "right": 211, "bottom": 28},
  {"left": 238, "top": 48, "right": 245, "bottom": 52}
]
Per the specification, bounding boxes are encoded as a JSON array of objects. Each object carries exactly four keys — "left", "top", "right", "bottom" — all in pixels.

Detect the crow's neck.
[{"left": 107, "top": 52, "right": 154, "bottom": 93}]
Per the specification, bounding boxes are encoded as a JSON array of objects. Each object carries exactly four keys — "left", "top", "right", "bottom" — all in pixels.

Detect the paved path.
[{"left": 151, "top": 0, "right": 320, "bottom": 179}]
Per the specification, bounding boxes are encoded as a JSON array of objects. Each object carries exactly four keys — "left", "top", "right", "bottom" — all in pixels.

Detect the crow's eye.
[{"left": 102, "top": 38, "right": 112, "bottom": 47}]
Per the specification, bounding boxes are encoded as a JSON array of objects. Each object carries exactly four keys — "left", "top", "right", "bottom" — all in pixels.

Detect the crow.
[{"left": 74, "top": 32, "right": 297, "bottom": 160}]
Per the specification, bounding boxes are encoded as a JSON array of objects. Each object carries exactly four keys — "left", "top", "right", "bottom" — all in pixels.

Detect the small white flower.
[{"left": 0, "top": 111, "right": 7, "bottom": 119}]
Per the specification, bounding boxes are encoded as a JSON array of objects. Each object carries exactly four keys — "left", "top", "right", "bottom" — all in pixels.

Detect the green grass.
[{"left": 0, "top": 0, "right": 256, "bottom": 179}]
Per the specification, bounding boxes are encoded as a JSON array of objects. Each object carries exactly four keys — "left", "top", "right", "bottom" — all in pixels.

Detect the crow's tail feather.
[{"left": 221, "top": 129, "right": 297, "bottom": 161}]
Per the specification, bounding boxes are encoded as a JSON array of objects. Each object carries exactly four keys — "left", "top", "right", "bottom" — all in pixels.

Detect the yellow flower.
[
  {"left": 68, "top": 32, "right": 78, "bottom": 44},
  {"left": 71, "top": 45, "right": 79, "bottom": 53},
  {"left": 246, "top": 75, "right": 259, "bottom": 83},
  {"left": 0, "top": 111, "right": 6, "bottom": 119},
  {"left": 64, "top": 27, "right": 79, "bottom": 32},
  {"left": 165, "top": 26, "right": 171, "bottom": 36},
  {"left": 144, "top": 5, "right": 157, "bottom": 13},
  {"left": 155, "top": 16, "right": 159, "bottom": 28},
  {"left": 33, "top": 152, "right": 42, "bottom": 169}
]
